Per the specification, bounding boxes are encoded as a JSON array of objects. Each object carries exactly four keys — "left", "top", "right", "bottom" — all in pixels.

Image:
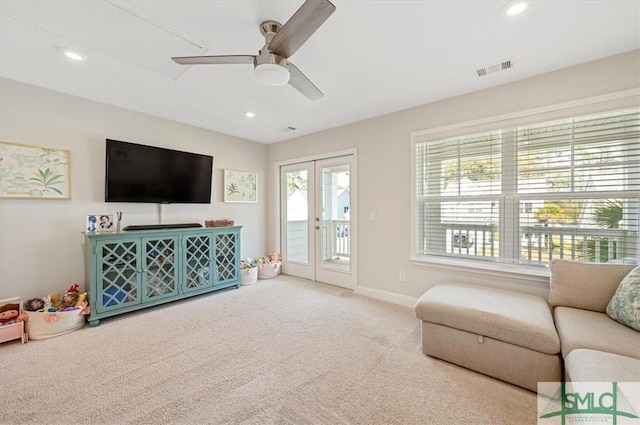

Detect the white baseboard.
[{"left": 355, "top": 285, "right": 418, "bottom": 308}]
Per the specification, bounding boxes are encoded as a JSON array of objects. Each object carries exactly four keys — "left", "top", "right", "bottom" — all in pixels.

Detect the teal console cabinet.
[{"left": 84, "top": 226, "right": 241, "bottom": 326}]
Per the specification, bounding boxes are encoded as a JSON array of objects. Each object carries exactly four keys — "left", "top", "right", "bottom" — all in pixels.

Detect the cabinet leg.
[{"left": 89, "top": 319, "right": 100, "bottom": 327}]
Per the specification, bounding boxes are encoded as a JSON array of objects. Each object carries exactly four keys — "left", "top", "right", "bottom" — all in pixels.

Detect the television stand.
[
  {"left": 123, "top": 223, "right": 202, "bottom": 231},
  {"left": 84, "top": 226, "right": 241, "bottom": 326}
]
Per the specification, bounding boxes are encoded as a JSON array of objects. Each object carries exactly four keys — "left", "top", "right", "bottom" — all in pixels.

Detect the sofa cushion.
[
  {"left": 549, "top": 260, "right": 635, "bottom": 312},
  {"left": 554, "top": 306, "right": 640, "bottom": 359},
  {"left": 606, "top": 266, "right": 640, "bottom": 331},
  {"left": 565, "top": 349, "right": 640, "bottom": 382},
  {"left": 415, "top": 284, "right": 560, "bottom": 354}
]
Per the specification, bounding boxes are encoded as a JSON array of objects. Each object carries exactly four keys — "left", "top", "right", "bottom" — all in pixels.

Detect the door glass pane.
[
  {"left": 320, "top": 164, "right": 350, "bottom": 272},
  {"left": 285, "top": 169, "right": 308, "bottom": 264}
]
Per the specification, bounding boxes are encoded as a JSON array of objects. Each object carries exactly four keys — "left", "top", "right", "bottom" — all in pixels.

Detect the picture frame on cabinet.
[
  {"left": 87, "top": 214, "right": 115, "bottom": 233},
  {"left": 86, "top": 215, "right": 98, "bottom": 233},
  {"left": 97, "top": 214, "right": 115, "bottom": 232}
]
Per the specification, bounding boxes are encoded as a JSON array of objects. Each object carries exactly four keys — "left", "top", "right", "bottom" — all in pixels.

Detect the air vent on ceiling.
[
  {"left": 279, "top": 126, "right": 297, "bottom": 133},
  {"left": 476, "top": 59, "right": 514, "bottom": 77}
]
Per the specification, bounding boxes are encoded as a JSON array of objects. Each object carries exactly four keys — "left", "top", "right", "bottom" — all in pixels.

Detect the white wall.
[
  {"left": 267, "top": 50, "right": 640, "bottom": 305},
  {"left": 3, "top": 50, "right": 637, "bottom": 304},
  {"left": 0, "top": 78, "right": 268, "bottom": 299}
]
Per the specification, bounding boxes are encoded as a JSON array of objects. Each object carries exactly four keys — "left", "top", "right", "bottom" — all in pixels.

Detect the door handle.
[{"left": 315, "top": 225, "right": 320, "bottom": 230}]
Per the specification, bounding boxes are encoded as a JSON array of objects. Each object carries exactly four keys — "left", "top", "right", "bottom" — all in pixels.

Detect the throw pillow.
[{"left": 606, "top": 266, "right": 640, "bottom": 331}]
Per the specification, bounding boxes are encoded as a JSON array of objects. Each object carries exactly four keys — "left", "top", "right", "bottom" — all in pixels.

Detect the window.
[
  {"left": 414, "top": 108, "right": 639, "bottom": 268},
  {"left": 520, "top": 202, "right": 533, "bottom": 214}
]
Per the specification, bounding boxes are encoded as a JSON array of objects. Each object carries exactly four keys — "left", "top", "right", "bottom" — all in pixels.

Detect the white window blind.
[{"left": 415, "top": 107, "right": 639, "bottom": 267}]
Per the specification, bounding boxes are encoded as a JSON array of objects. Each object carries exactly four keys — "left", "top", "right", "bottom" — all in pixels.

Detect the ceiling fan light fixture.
[{"left": 254, "top": 63, "right": 290, "bottom": 86}]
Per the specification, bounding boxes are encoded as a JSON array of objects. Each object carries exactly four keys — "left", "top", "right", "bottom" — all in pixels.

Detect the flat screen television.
[{"left": 105, "top": 139, "right": 213, "bottom": 203}]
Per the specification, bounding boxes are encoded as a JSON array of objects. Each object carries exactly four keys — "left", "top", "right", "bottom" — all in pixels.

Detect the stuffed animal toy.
[
  {"left": 58, "top": 284, "right": 88, "bottom": 311},
  {"left": 24, "top": 298, "right": 46, "bottom": 312},
  {"left": 269, "top": 253, "right": 281, "bottom": 262},
  {"left": 61, "top": 292, "right": 79, "bottom": 310},
  {"left": 48, "top": 293, "right": 62, "bottom": 311},
  {"left": 43, "top": 284, "right": 88, "bottom": 312},
  {"left": 75, "top": 292, "right": 87, "bottom": 308}
]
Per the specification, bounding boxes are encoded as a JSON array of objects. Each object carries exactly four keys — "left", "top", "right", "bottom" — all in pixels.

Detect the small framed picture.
[
  {"left": 96, "top": 214, "right": 115, "bottom": 232},
  {"left": 87, "top": 214, "right": 115, "bottom": 233},
  {"left": 86, "top": 215, "right": 98, "bottom": 233}
]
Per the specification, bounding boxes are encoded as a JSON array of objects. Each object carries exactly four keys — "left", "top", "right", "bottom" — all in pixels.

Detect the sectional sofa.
[{"left": 414, "top": 260, "right": 640, "bottom": 392}]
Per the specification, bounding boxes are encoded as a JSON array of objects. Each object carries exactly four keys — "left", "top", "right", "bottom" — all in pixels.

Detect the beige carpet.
[{"left": 0, "top": 276, "right": 537, "bottom": 424}]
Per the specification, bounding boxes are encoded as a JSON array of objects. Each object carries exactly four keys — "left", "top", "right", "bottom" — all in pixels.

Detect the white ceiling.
[{"left": 1, "top": 0, "right": 639, "bottom": 144}]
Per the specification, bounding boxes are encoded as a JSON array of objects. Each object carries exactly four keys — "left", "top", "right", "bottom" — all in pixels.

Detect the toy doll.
[
  {"left": 0, "top": 308, "right": 18, "bottom": 326},
  {"left": 0, "top": 303, "right": 25, "bottom": 326}
]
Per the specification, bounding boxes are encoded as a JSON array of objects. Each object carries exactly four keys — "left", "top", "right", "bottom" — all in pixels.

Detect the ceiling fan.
[{"left": 172, "top": 0, "right": 336, "bottom": 101}]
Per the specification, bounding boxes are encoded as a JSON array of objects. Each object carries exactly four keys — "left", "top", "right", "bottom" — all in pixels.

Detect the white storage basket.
[
  {"left": 240, "top": 267, "right": 258, "bottom": 286},
  {"left": 25, "top": 309, "right": 85, "bottom": 340},
  {"left": 258, "top": 262, "right": 281, "bottom": 279}
]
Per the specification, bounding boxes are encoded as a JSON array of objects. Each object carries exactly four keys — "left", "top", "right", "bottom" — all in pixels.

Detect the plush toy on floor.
[
  {"left": 59, "top": 284, "right": 88, "bottom": 312},
  {"left": 24, "top": 298, "right": 46, "bottom": 312},
  {"left": 269, "top": 252, "right": 282, "bottom": 262}
]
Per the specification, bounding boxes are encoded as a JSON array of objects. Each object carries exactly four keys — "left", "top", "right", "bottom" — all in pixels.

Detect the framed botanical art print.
[
  {"left": 0, "top": 141, "right": 71, "bottom": 199},
  {"left": 224, "top": 170, "right": 257, "bottom": 203}
]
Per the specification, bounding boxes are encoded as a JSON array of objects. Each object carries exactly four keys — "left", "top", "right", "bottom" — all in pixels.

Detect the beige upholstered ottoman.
[{"left": 415, "top": 284, "right": 562, "bottom": 392}]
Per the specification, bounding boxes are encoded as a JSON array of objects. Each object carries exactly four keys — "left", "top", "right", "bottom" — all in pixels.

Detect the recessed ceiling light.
[
  {"left": 59, "top": 48, "right": 87, "bottom": 62},
  {"left": 245, "top": 111, "right": 256, "bottom": 118},
  {"left": 503, "top": 0, "right": 528, "bottom": 16}
]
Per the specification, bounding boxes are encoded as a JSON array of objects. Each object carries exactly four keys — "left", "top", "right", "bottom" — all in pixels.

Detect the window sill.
[{"left": 409, "top": 255, "right": 550, "bottom": 285}]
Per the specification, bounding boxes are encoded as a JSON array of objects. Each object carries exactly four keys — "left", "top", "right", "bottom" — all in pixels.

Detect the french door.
[{"left": 280, "top": 155, "right": 356, "bottom": 289}]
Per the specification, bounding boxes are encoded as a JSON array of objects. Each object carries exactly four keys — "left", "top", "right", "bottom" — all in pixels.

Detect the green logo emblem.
[{"left": 539, "top": 382, "right": 639, "bottom": 424}]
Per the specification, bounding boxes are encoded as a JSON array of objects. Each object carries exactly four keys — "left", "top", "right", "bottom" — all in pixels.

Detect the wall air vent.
[
  {"left": 476, "top": 58, "right": 514, "bottom": 77},
  {"left": 279, "top": 126, "right": 297, "bottom": 133}
]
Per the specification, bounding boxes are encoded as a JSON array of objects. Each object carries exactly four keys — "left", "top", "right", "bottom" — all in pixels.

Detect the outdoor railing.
[
  {"left": 285, "top": 220, "right": 351, "bottom": 263},
  {"left": 443, "top": 224, "right": 637, "bottom": 264},
  {"left": 331, "top": 220, "right": 351, "bottom": 258}
]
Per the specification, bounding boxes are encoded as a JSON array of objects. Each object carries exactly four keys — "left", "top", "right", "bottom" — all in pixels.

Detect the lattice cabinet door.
[
  {"left": 182, "top": 233, "right": 214, "bottom": 293},
  {"left": 214, "top": 231, "right": 239, "bottom": 285},
  {"left": 96, "top": 239, "right": 142, "bottom": 313},
  {"left": 142, "top": 236, "right": 179, "bottom": 302}
]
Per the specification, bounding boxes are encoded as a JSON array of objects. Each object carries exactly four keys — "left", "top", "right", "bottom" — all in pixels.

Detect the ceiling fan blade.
[
  {"left": 288, "top": 62, "right": 324, "bottom": 101},
  {"left": 268, "top": 0, "right": 336, "bottom": 58},
  {"left": 172, "top": 55, "right": 255, "bottom": 65}
]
